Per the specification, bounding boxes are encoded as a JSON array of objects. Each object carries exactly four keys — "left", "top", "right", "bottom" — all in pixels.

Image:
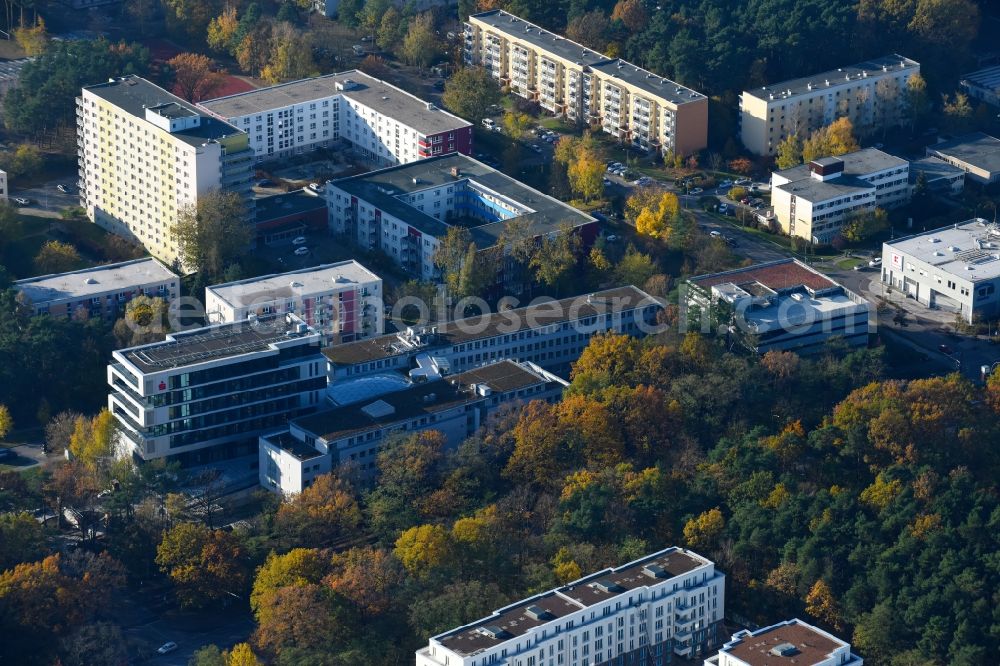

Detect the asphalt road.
[{"left": 10, "top": 174, "right": 80, "bottom": 214}]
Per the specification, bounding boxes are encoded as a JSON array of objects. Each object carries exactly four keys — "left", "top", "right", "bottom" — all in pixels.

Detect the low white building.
[
  {"left": 881, "top": 219, "right": 1000, "bottom": 323},
  {"left": 205, "top": 260, "right": 383, "bottom": 343},
  {"left": 417, "top": 546, "right": 725, "bottom": 666},
  {"left": 198, "top": 71, "right": 473, "bottom": 166},
  {"left": 260, "top": 360, "right": 567, "bottom": 492},
  {"left": 14, "top": 258, "right": 178, "bottom": 320},
  {"left": 926, "top": 132, "right": 1000, "bottom": 186},
  {"left": 960, "top": 65, "right": 1000, "bottom": 109},
  {"left": 909, "top": 157, "right": 965, "bottom": 196},
  {"left": 771, "top": 149, "right": 908, "bottom": 244},
  {"left": 705, "top": 618, "right": 862, "bottom": 666},
  {"left": 686, "top": 259, "right": 870, "bottom": 355},
  {"left": 108, "top": 313, "right": 326, "bottom": 465},
  {"left": 327, "top": 153, "right": 596, "bottom": 281}
]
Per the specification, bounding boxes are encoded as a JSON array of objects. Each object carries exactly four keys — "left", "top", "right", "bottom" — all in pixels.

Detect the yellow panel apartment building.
[
  {"left": 739, "top": 55, "right": 919, "bottom": 156},
  {"left": 464, "top": 10, "right": 708, "bottom": 158},
  {"left": 77, "top": 76, "right": 254, "bottom": 270}
]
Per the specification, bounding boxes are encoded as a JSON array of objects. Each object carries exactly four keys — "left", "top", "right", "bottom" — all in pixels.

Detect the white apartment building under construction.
[
  {"left": 77, "top": 76, "right": 254, "bottom": 269},
  {"left": 464, "top": 10, "right": 707, "bottom": 157},
  {"left": 740, "top": 55, "right": 920, "bottom": 156}
]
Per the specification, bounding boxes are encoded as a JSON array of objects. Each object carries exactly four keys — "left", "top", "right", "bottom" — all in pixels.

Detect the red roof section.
[{"left": 689, "top": 260, "right": 836, "bottom": 293}]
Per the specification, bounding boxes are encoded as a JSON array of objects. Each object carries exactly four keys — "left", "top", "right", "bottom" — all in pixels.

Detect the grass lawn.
[{"left": 836, "top": 257, "right": 865, "bottom": 270}]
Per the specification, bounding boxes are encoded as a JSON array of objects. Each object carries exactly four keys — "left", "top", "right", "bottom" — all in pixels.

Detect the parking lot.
[{"left": 9, "top": 173, "right": 80, "bottom": 215}]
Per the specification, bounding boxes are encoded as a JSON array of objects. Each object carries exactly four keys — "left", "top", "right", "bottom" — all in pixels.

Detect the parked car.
[
  {"left": 294, "top": 247, "right": 310, "bottom": 256},
  {"left": 482, "top": 118, "right": 496, "bottom": 130},
  {"left": 57, "top": 184, "right": 73, "bottom": 194},
  {"left": 157, "top": 642, "right": 178, "bottom": 655},
  {"left": 256, "top": 179, "right": 275, "bottom": 188},
  {"left": 869, "top": 258, "right": 882, "bottom": 267},
  {"left": 308, "top": 182, "right": 322, "bottom": 192},
  {"left": 12, "top": 197, "right": 30, "bottom": 206},
  {"left": 606, "top": 234, "right": 619, "bottom": 242},
  {"left": 603, "top": 178, "right": 612, "bottom": 186},
  {"left": 718, "top": 203, "right": 729, "bottom": 213},
  {"left": 530, "top": 144, "right": 542, "bottom": 153},
  {"left": 719, "top": 179, "right": 733, "bottom": 187},
  {"left": 709, "top": 230, "right": 722, "bottom": 238},
  {"left": 735, "top": 177, "right": 752, "bottom": 185},
  {"left": 292, "top": 236, "right": 307, "bottom": 245},
  {"left": 432, "top": 80, "right": 445, "bottom": 91},
  {"left": 689, "top": 187, "right": 703, "bottom": 195}
]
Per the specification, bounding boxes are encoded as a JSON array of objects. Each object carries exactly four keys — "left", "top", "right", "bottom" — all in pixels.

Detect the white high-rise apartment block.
[
  {"left": 771, "top": 149, "right": 909, "bottom": 244},
  {"left": 416, "top": 547, "right": 725, "bottom": 666},
  {"left": 464, "top": 11, "right": 708, "bottom": 157},
  {"left": 198, "top": 71, "right": 473, "bottom": 167},
  {"left": 77, "top": 76, "right": 254, "bottom": 269},
  {"left": 205, "top": 260, "right": 384, "bottom": 342},
  {"left": 740, "top": 55, "right": 919, "bottom": 156},
  {"left": 705, "top": 618, "right": 862, "bottom": 666}
]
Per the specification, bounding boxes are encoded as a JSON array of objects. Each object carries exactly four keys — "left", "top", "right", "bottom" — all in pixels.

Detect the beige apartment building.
[
  {"left": 77, "top": 76, "right": 254, "bottom": 270},
  {"left": 465, "top": 10, "right": 708, "bottom": 157},
  {"left": 740, "top": 55, "right": 919, "bottom": 156}
]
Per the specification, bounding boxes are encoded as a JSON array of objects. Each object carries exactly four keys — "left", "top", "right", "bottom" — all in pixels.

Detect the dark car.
[{"left": 256, "top": 179, "right": 276, "bottom": 188}]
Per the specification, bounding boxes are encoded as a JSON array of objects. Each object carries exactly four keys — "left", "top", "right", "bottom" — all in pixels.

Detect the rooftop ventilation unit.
[
  {"left": 479, "top": 626, "right": 509, "bottom": 640},
  {"left": 769, "top": 643, "right": 799, "bottom": 657},
  {"left": 290, "top": 281, "right": 303, "bottom": 288},
  {"left": 594, "top": 580, "right": 625, "bottom": 594},
  {"left": 85, "top": 277, "right": 98, "bottom": 285},
  {"left": 642, "top": 564, "right": 667, "bottom": 578},
  {"left": 525, "top": 605, "right": 551, "bottom": 621}
]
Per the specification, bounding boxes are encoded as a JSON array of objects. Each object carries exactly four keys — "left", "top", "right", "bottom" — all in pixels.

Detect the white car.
[
  {"left": 689, "top": 187, "right": 703, "bottom": 195},
  {"left": 482, "top": 118, "right": 496, "bottom": 130},
  {"left": 294, "top": 247, "right": 310, "bottom": 256},
  {"left": 292, "top": 236, "right": 307, "bottom": 245},
  {"left": 869, "top": 257, "right": 882, "bottom": 267},
  {"left": 157, "top": 642, "right": 178, "bottom": 655},
  {"left": 308, "top": 183, "right": 322, "bottom": 192},
  {"left": 709, "top": 230, "right": 722, "bottom": 238},
  {"left": 12, "top": 197, "right": 30, "bottom": 206},
  {"left": 57, "top": 184, "right": 72, "bottom": 193}
]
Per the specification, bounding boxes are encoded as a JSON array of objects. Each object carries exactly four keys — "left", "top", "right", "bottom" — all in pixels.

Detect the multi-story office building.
[
  {"left": 326, "top": 153, "right": 596, "bottom": 281},
  {"left": 323, "top": 285, "right": 662, "bottom": 380},
  {"left": 416, "top": 546, "right": 725, "bottom": 666},
  {"left": 198, "top": 71, "right": 473, "bottom": 166},
  {"left": 464, "top": 10, "right": 708, "bottom": 157},
  {"left": 107, "top": 314, "right": 326, "bottom": 465},
  {"left": 960, "top": 65, "right": 1000, "bottom": 109},
  {"left": 686, "top": 259, "right": 870, "bottom": 355},
  {"left": 771, "top": 149, "right": 909, "bottom": 243},
  {"left": 205, "top": 260, "right": 384, "bottom": 342},
  {"left": 881, "top": 219, "right": 1000, "bottom": 323},
  {"left": 925, "top": 132, "right": 1000, "bottom": 186},
  {"left": 260, "top": 360, "right": 567, "bottom": 492},
  {"left": 705, "top": 618, "right": 862, "bottom": 666},
  {"left": 77, "top": 76, "right": 254, "bottom": 269},
  {"left": 14, "top": 258, "right": 178, "bottom": 319},
  {"left": 740, "top": 55, "right": 919, "bottom": 156}
]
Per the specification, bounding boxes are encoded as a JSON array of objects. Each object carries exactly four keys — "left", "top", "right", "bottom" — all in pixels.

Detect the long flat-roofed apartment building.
[
  {"left": 705, "top": 618, "right": 862, "bottom": 666},
  {"left": 740, "top": 55, "right": 919, "bottom": 156},
  {"left": 464, "top": 10, "right": 708, "bottom": 157},
  {"left": 326, "top": 153, "right": 597, "bottom": 282},
  {"left": 77, "top": 76, "right": 254, "bottom": 269},
  {"left": 260, "top": 360, "right": 567, "bottom": 492},
  {"left": 107, "top": 314, "right": 326, "bottom": 465},
  {"left": 198, "top": 70, "right": 473, "bottom": 166},
  {"left": 205, "top": 260, "right": 383, "bottom": 343},
  {"left": 14, "top": 258, "right": 178, "bottom": 319},
  {"left": 686, "top": 259, "right": 870, "bottom": 355},
  {"left": 416, "top": 546, "right": 725, "bottom": 666}
]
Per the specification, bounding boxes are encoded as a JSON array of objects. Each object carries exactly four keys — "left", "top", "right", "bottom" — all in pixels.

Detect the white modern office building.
[
  {"left": 260, "top": 360, "right": 567, "bottom": 492},
  {"left": 881, "top": 219, "right": 1000, "bottom": 323},
  {"left": 323, "top": 285, "right": 662, "bottom": 380},
  {"left": 77, "top": 76, "right": 254, "bottom": 269},
  {"left": 686, "top": 259, "right": 870, "bottom": 355},
  {"left": 326, "top": 153, "right": 596, "bottom": 282},
  {"left": 14, "top": 258, "right": 179, "bottom": 320},
  {"left": 198, "top": 71, "right": 473, "bottom": 166},
  {"left": 705, "top": 619, "right": 862, "bottom": 666},
  {"left": 107, "top": 313, "right": 326, "bottom": 465},
  {"left": 205, "top": 260, "right": 384, "bottom": 342},
  {"left": 740, "top": 55, "right": 919, "bottom": 156},
  {"left": 925, "top": 132, "right": 1000, "bottom": 186},
  {"left": 771, "top": 149, "right": 909, "bottom": 243},
  {"left": 417, "top": 546, "right": 725, "bottom": 666},
  {"left": 464, "top": 10, "right": 708, "bottom": 157}
]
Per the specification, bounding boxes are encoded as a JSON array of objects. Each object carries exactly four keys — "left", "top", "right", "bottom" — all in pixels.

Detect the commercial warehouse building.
[
  {"left": 705, "top": 619, "right": 862, "bottom": 666},
  {"left": 77, "top": 76, "right": 254, "bottom": 269},
  {"left": 416, "top": 546, "right": 725, "bottom": 666},
  {"left": 740, "top": 55, "right": 919, "bottom": 156},
  {"left": 925, "top": 132, "right": 1000, "bottom": 186},
  {"left": 326, "top": 153, "right": 596, "bottom": 281},
  {"left": 107, "top": 314, "right": 326, "bottom": 465},
  {"left": 881, "top": 219, "right": 1000, "bottom": 323},
  {"left": 198, "top": 71, "right": 473, "bottom": 166},
  {"left": 908, "top": 157, "right": 965, "bottom": 196},
  {"left": 770, "top": 149, "right": 909, "bottom": 244},
  {"left": 260, "top": 360, "right": 567, "bottom": 492},
  {"left": 14, "top": 258, "right": 178, "bottom": 319},
  {"left": 205, "top": 260, "right": 383, "bottom": 342},
  {"left": 464, "top": 10, "right": 707, "bottom": 157},
  {"left": 960, "top": 65, "right": 1000, "bottom": 109},
  {"left": 686, "top": 259, "right": 870, "bottom": 355}
]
